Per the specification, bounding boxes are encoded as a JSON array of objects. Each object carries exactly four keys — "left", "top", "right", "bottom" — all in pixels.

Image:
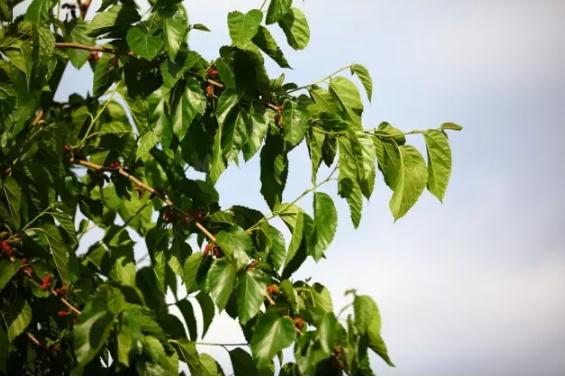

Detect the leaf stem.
[
  {"left": 245, "top": 165, "right": 339, "bottom": 233},
  {"left": 287, "top": 64, "right": 352, "bottom": 94}
]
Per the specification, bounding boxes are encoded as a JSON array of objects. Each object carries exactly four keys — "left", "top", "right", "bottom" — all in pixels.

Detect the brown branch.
[
  {"left": 27, "top": 332, "right": 42, "bottom": 347},
  {"left": 69, "top": 157, "right": 217, "bottom": 243},
  {"left": 31, "top": 109, "right": 44, "bottom": 126},
  {"left": 207, "top": 79, "right": 224, "bottom": 89},
  {"left": 55, "top": 42, "right": 134, "bottom": 57},
  {"left": 51, "top": 289, "right": 82, "bottom": 315}
]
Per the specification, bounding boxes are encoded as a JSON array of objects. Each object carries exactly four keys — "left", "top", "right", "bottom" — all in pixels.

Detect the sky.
[{"left": 52, "top": 0, "right": 565, "bottom": 375}]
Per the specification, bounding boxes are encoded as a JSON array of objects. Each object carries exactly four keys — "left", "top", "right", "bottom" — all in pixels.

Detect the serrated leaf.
[
  {"left": 266, "top": 0, "right": 292, "bottom": 24},
  {"left": 242, "top": 106, "right": 270, "bottom": 161},
  {"left": 87, "top": 4, "right": 140, "bottom": 37},
  {"left": 237, "top": 269, "right": 269, "bottom": 324},
  {"left": 24, "top": 0, "right": 53, "bottom": 24},
  {"left": 252, "top": 26, "right": 291, "bottom": 68},
  {"left": 374, "top": 137, "right": 401, "bottom": 189},
  {"left": 354, "top": 295, "right": 394, "bottom": 367},
  {"left": 216, "top": 226, "right": 252, "bottom": 270},
  {"left": 126, "top": 26, "right": 164, "bottom": 60},
  {"left": 183, "top": 252, "right": 203, "bottom": 293},
  {"left": 162, "top": 4, "right": 188, "bottom": 60},
  {"left": 196, "top": 291, "right": 215, "bottom": 337},
  {"left": 389, "top": 145, "right": 428, "bottom": 220},
  {"left": 7, "top": 300, "right": 31, "bottom": 342},
  {"left": 317, "top": 312, "right": 337, "bottom": 355},
  {"left": 172, "top": 78, "right": 206, "bottom": 140},
  {"left": 64, "top": 21, "right": 94, "bottom": 69},
  {"left": 338, "top": 138, "right": 363, "bottom": 228},
  {"left": 177, "top": 299, "right": 198, "bottom": 341},
  {"left": 175, "top": 339, "right": 205, "bottom": 375},
  {"left": 229, "top": 347, "right": 259, "bottom": 375},
  {"left": 31, "top": 224, "right": 78, "bottom": 284},
  {"left": 206, "top": 259, "right": 236, "bottom": 311},
  {"left": 251, "top": 312, "right": 296, "bottom": 367},
  {"left": 73, "top": 286, "right": 125, "bottom": 372},
  {"left": 0, "top": 260, "right": 21, "bottom": 291},
  {"left": 228, "top": 9, "right": 263, "bottom": 48},
  {"left": 278, "top": 8, "right": 310, "bottom": 50},
  {"left": 2, "top": 176, "right": 21, "bottom": 228},
  {"left": 307, "top": 130, "right": 325, "bottom": 183},
  {"left": 260, "top": 134, "right": 288, "bottom": 209},
  {"left": 93, "top": 53, "right": 118, "bottom": 97},
  {"left": 425, "top": 129, "right": 452, "bottom": 202},
  {"left": 329, "top": 76, "right": 363, "bottom": 123},
  {"left": 311, "top": 192, "right": 337, "bottom": 261},
  {"left": 352, "top": 134, "right": 376, "bottom": 199},
  {"left": 351, "top": 63, "right": 373, "bottom": 101},
  {"left": 192, "top": 23, "right": 210, "bottom": 32},
  {"left": 441, "top": 122, "right": 463, "bottom": 131},
  {"left": 376, "top": 121, "right": 406, "bottom": 145},
  {"left": 259, "top": 223, "right": 286, "bottom": 272},
  {"left": 282, "top": 100, "right": 308, "bottom": 147}
]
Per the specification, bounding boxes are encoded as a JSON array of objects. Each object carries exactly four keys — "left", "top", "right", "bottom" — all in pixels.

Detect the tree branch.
[
  {"left": 69, "top": 157, "right": 217, "bottom": 243},
  {"left": 55, "top": 42, "right": 134, "bottom": 57}
]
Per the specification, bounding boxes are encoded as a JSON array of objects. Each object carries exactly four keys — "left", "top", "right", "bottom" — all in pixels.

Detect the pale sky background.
[{"left": 51, "top": 0, "right": 565, "bottom": 375}]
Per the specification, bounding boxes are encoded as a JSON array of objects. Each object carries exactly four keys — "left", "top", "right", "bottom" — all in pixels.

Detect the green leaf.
[
  {"left": 389, "top": 145, "right": 428, "bottom": 220},
  {"left": 0, "top": 260, "right": 21, "bottom": 291},
  {"left": 162, "top": 4, "right": 188, "bottom": 60},
  {"left": 338, "top": 138, "right": 363, "bottom": 228},
  {"left": 237, "top": 269, "right": 269, "bottom": 325},
  {"left": 284, "top": 210, "right": 304, "bottom": 268},
  {"left": 424, "top": 129, "right": 452, "bottom": 202},
  {"left": 251, "top": 312, "right": 296, "bottom": 367},
  {"left": 374, "top": 137, "right": 401, "bottom": 189},
  {"left": 93, "top": 53, "right": 118, "bottom": 97},
  {"left": 175, "top": 339, "right": 204, "bottom": 375},
  {"left": 329, "top": 76, "right": 363, "bottom": 123},
  {"left": 311, "top": 192, "right": 337, "bottom": 261},
  {"left": 126, "top": 26, "right": 164, "bottom": 60},
  {"left": 318, "top": 312, "right": 337, "bottom": 355},
  {"left": 376, "top": 121, "right": 406, "bottom": 145},
  {"left": 354, "top": 295, "right": 394, "bottom": 367},
  {"left": 192, "top": 23, "right": 210, "bottom": 32},
  {"left": 266, "top": 0, "right": 292, "bottom": 24},
  {"left": 252, "top": 26, "right": 291, "bottom": 68},
  {"left": 2, "top": 176, "right": 21, "bottom": 228},
  {"left": 242, "top": 106, "right": 270, "bottom": 161},
  {"left": 206, "top": 259, "right": 236, "bottom": 311},
  {"left": 196, "top": 291, "right": 215, "bottom": 337},
  {"left": 32, "top": 224, "right": 79, "bottom": 285},
  {"left": 216, "top": 227, "right": 252, "bottom": 270},
  {"left": 183, "top": 252, "right": 203, "bottom": 293},
  {"left": 259, "top": 223, "right": 286, "bottom": 272},
  {"left": 172, "top": 78, "right": 206, "bottom": 140},
  {"left": 352, "top": 134, "right": 377, "bottom": 199},
  {"left": 87, "top": 5, "right": 140, "bottom": 37},
  {"left": 64, "top": 21, "right": 94, "bottom": 69},
  {"left": 307, "top": 130, "right": 325, "bottom": 183},
  {"left": 229, "top": 347, "right": 259, "bottom": 375},
  {"left": 441, "top": 122, "right": 463, "bottom": 131},
  {"left": 177, "top": 299, "right": 198, "bottom": 341},
  {"left": 24, "top": 0, "right": 53, "bottom": 24},
  {"left": 278, "top": 8, "right": 310, "bottom": 50},
  {"left": 227, "top": 9, "right": 263, "bottom": 48},
  {"left": 260, "top": 134, "right": 288, "bottom": 209},
  {"left": 350, "top": 63, "right": 373, "bottom": 101},
  {"left": 311, "top": 283, "right": 333, "bottom": 313},
  {"left": 282, "top": 100, "right": 308, "bottom": 147},
  {"left": 7, "top": 300, "right": 31, "bottom": 342},
  {"left": 74, "top": 286, "right": 125, "bottom": 371}
]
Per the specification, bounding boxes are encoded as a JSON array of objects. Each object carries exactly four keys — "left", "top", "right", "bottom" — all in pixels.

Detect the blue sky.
[{"left": 55, "top": 0, "right": 565, "bottom": 374}]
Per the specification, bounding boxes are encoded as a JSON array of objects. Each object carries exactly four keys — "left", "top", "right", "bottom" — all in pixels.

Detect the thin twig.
[
  {"left": 27, "top": 332, "right": 42, "bottom": 347},
  {"left": 69, "top": 157, "right": 217, "bottom": 243},
  {"left": 55, "top": 42, "right": 134, "bottom": 56},
  {"left": 287, "top": 65, "right": 352, "bottom": 94},
  {"left": 245, "top": 165, "right": 339, "bottom": 233},
  {"left": 51, "top": 289, "right": 81, "bottom": 315},
  {"left": 195, "top": 342, "right": 249, "bottom": 347}
]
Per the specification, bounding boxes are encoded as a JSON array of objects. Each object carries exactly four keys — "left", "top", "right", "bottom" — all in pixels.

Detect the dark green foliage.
[{"left": 0, "top": 0, "right": 461, "bottom": 375}]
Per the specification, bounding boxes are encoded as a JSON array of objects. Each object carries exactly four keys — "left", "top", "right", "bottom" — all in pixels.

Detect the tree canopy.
[{"left": 0, "top": 0, "right": 461, "bottom": 375}]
